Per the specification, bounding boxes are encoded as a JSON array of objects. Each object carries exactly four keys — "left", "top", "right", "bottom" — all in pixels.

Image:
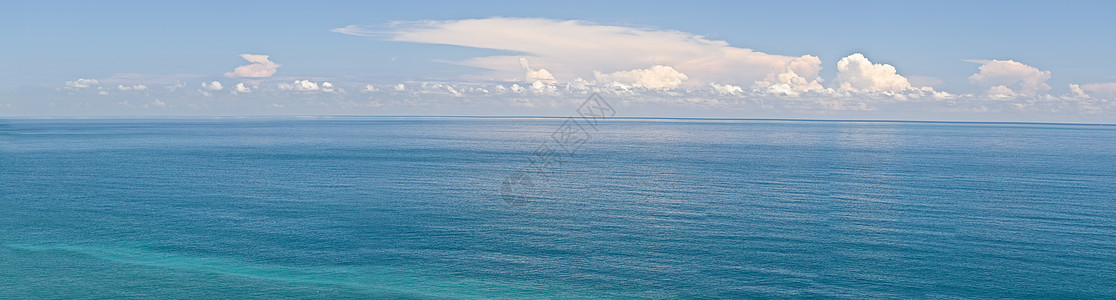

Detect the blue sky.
[{"left": 3, "top": 0, "right": 1115, "bottom": 122}]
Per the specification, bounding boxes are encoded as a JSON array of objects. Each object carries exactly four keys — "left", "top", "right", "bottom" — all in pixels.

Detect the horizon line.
[{"left": 2, "top": 115, "right": 1113, "bottom": 127}]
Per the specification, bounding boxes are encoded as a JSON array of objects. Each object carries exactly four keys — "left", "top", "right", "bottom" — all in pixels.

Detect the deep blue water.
[{"left": 1, "top": 117, "right": 1115, "bottom": 298}]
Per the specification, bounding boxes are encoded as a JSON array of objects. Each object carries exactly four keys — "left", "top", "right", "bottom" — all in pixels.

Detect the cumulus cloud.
[
  {"left": 337, "top": 18, "right": 821, "bottom": 87},
  {"left": 278, "top": 80, "right": 320, "bottom": 91},
  {"left": 201, "top": 81, "right": 224, "bottom": 91},
  {"left": 710, "top": 83, "right": 743, "bottom": 95},
  {"left": 986, "top": 85, "right": 1018, "bottom": 100},
  {"left": 967, "top": 59, "right": 1051, "bottom": 97},
  {"left": 65, "top": 78, "right": 99, "bottom": 89},
  {"left": 40, "top": 77, "right": 1109, "bottom": 118},
  {"left": 833, "top": 53, "right": 914, "bottom": 92},
  {"left": 1068, "top": 84, "right": 1090, "bottom": 99},
  {"left": 234, "top": 83, "right": 251, "bottom": 94},
  {"left": 224, "top": 54, "right": 281, "bottom": 78},
  {"left": 593, "top": 65, "right": 688, "bottom": 89},
  {"left": 394, "top": 83, "right": 406, "bottom": 91},
  {"left": 277, "top": 80, "right": 333, "bottom": 92},
  {"left": 528, "top": 80, "right": 558, "bottom": 95},
  {"left": 753, "top": 55, "right": 824, "bottom": 95},
  {"left": 519, "top": 57, "right": 556, "bottom": 83}
]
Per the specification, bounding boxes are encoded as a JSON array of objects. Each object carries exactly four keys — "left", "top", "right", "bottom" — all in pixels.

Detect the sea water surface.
[{"left": 1, "top": 117, "right": 1115, "bottom": 298}]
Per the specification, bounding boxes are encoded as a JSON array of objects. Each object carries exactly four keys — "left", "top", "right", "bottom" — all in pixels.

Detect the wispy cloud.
[
  {"left": 1076, "top": 82, "right": 1116, "bottom": 99},
  {"left": 335, "top": 18, "right": 821, "bottom": 87},
  {"left": 330, "top": 25, "right": 379, "bottom": 37}
]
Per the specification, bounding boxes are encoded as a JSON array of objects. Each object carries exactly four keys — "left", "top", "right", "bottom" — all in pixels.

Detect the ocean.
[{"left": 1, "top": 117, "right": 1114, "bottom": 298}]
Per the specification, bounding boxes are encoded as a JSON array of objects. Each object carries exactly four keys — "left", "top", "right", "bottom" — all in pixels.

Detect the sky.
[{"left": 2, "top": 0, "right": 1115, "bottom": 123}]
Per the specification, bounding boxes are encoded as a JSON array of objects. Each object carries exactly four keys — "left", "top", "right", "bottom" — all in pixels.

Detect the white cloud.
[
  {"left": 833, "top": 53, "right": 914, "bottom": 92},
  {"left": 529, "top": 80, "right": 558, "bottom": 95},
  {"left": 34, "top": 76, "right": 1115, "bottom": 119},
  {"left": 224, "top": 54, "right": 281, "bottom": 78},
  {"left": 339, "top": 18, "right": 821, "bottom": 87},
  {"left": 930, "top": 90, "right": 957, "bottom": 100},
  {"left": 117, "top": 84, "right": 148, "bottom": 91},
  {"left": 394, "top": 83, "right": 406, "bottom": 92},
  {"left": 233, "top": 83, "right": 251, "bottom": 94},
  {"left": 753, "top": 56, "right": 825, "bottom": 96},
  {"left": 986, "top": 85, "right": 1018, "bottom": 100},
  {"left": 710, "top": 82, "right": 743, "bottom": 95},
  {"left": 273, "top": 80, "right": 335, "bottom": 92},
  {"left": 362, "top": 84, "right": 378, "bottom": 92},
  {"left": 967, "top": 59, "right": 1051, "bottom": 97},
  {"left": 593, "top": 65, "right": 688, "bottom": 89},
  {"left": 415, "top": 83, "right": 464, "bottom": 97},
  {"left": 65, "top": 78, "right": 99, "bottom": 89},
  {"left": 1069, "top": 84, "right": 1090, "bottom": 99},
  {"left": 336, "top": 18, "right": 990, "bottom": 103},
  {"left": 166, "top": 82, "right": 186, "bottom": 92},
  {"left": 519, "top": 57, "right": 556, "bottom": 83},
  {"left": 201, "top": 81, "right": 224, "bottom": 91},
  {"left": 145, "top": 99, "right": 167, "bottom": 108},
  {"left": 445, "top": 85, "right": 463, "bottom": 96},
  {"left": 278, "top": 80, "right": 320, "bottom": 91},
  {"left": 330, "top": 25, "right": 368, "bottom": 36},
  {"left": 1076, "top": 82, "right": 1116, "bottom": 99}
]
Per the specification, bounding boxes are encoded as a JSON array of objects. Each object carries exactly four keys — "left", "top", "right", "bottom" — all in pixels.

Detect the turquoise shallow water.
[{"left": 1, "top": 117, "right": 1115, "bottom": 298}]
